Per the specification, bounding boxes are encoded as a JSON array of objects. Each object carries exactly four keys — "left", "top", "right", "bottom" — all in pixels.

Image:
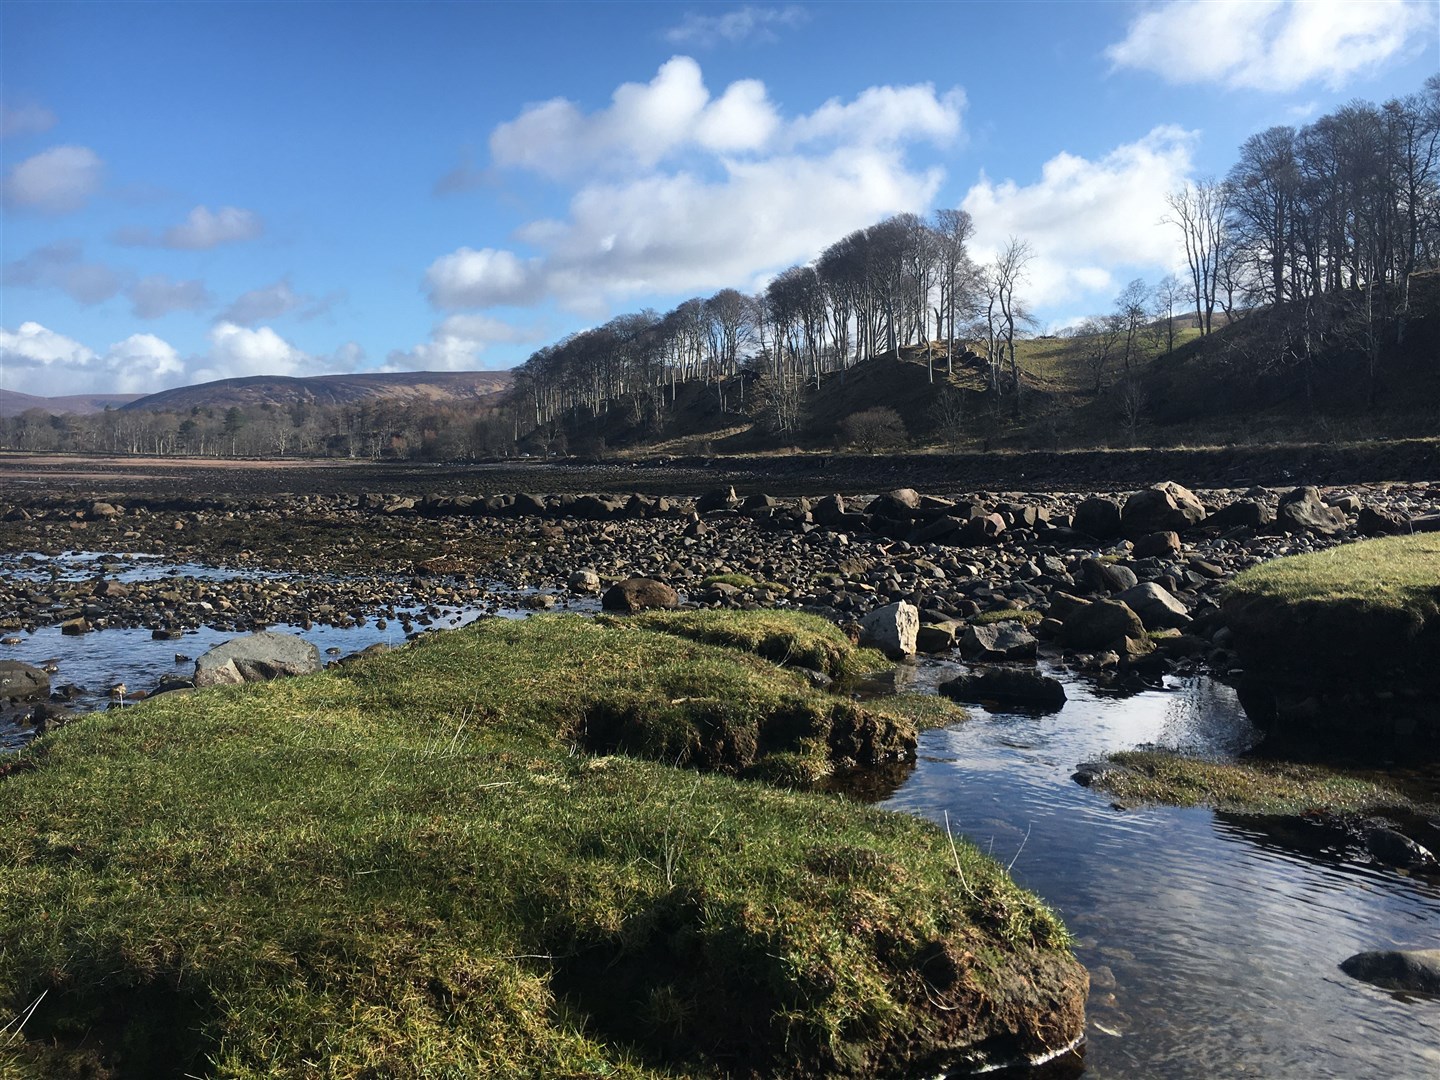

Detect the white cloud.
[
  {"left": 219, "top": 278, "right": 305, "bottom": 325},
  {"left": 2, "top": 241, "right": 123, "bottom": 305},
  {"left": 129, "top": 275, "right": 212, "bottom": 319},
  {"left": 116, "top": 205, "right": 264, "bottom": 250},
  {"left": 0, "top": 321, "right": 182, "bottom": 396},
  {"left": 437, "top": 58, "right": 962, "bottom": 312},
  {"left": 196, "top": 322, "right": 307, "bottom": 382},
  {"left": 962, "top": 125, "right": 1198, "bottom": 308},
  {"left": 2, "top": 145, "right": 103, "bottom": 214},
  {"left": 387, "top": 314, "right": 537, "bottom": 371},
  {"left": 664, "top": 5, "right": 809, "bottom": 46},
  {"left": 0, "top": 103, "right": 57, "bottom": 139},
  {"left": 1106, "top": 0, "right": 1433, "bottom": 92}
]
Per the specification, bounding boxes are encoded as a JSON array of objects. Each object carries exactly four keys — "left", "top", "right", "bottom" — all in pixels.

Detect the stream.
[{"left": 2, "top": 556, "right": 1438, "bottom": 1077}]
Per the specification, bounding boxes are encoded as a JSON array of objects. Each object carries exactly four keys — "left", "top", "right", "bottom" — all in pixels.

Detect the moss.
[
  {"left": 0, "top": 612, "right": 1080, "bottom": 1079},
  {"left": 971, "top": 608, "right": 1044, "bottom": 627},
  {"left": 1096, "top": 750, "right": 1433, "bottom": 816},
  {"left": 699, "top": 572, "right": 758, "bottom": 589}
]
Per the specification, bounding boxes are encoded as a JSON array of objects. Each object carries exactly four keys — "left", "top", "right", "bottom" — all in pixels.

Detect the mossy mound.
[
  {"left": 1223, "top": 534, "right": 1440, "bottom": 688},
  {"left": 0, "top": 612, "right": 1082, "bottom": 1078}
]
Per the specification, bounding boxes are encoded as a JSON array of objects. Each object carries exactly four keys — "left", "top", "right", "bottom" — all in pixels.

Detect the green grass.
[
  {"left": 1097, "top": 750, "right": 1432, "bottom": 816},
  {"left": 971, "top": 609, "right": 1044, "bottom": 627},
  {"left": 0, "top": 612, "right": 1077, "bottom": 1079},
  {"left": 1222, "top": 534, "right": 1440, "bottom": 680},
  {"left": 698, "top": 572, "right": 758, "bottom": 590}
]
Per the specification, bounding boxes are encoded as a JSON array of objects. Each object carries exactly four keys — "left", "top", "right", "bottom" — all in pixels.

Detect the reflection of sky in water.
[{"left": 881, "top": 664, "right": 1440, "bottom": 1079}]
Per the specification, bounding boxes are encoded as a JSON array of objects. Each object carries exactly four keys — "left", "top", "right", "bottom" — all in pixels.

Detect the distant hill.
[
  {"left": 123, "top": 370, "right": 514, "bottom": 412},
  {"left": 0, "top": 389, "right": 143, "bottom": 417}
]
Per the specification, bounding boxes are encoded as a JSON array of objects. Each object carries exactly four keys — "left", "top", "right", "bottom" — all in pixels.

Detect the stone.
[
  {"left": 1115, "top": 582, "right": 1192, "bottom": 631},
  {"left": 695, "top": 486, "right": 740, "bottom": 514},
  {"left": 961, "top": 622, "right": 1039, "bottom": 660},
  {"left": 866, "top": 489, "right": 923, "bottom": 520},
  {"left": 916, "top": 623, "right": 957, "bottom": 653},
  {"left": 1080, "top": 558, "right": 1138, "bottom": 594},
  {"left": 939, "top": 668, "right": 1067, "bottom": 711},
  {"left": 1132, "top": 530, "right": 1181, "bottom": 558},
  {"left": 0, "top": 660, "right": 49, "bottom": 702},
  {"left": 89, "top": 501, "right": 122, "bottom": 519},
  {"left": 1062, "top": 599, "right": 1146, "bottom": 650},
  {"left": 195, "top": 631, "right": 322, "bottom": 688},
  {"left": 1072, "top": 496, "right": 1122, "bottom": 540},
  {"left": 1275, "top": 486, "right": 1348, "bottom": 535},
  {"left": 1121, "top": 482, "right": 1206, "bottom": 537},
  {"left": 1365, "top": 827, "right": 1436, "bottom": 869},
  {"left": 1339, "top": 949, "right": 1440, "bottom": 994},
  {"left": 92, "top": 579, "right": 130, "bottom": 599},
  {"left": 601, "top": 577, "right": 679, "bottom": 613},
  {"left": 1356, "top": 506, "right": 1408, "bottom": 536},
  {"left": 567, "top": 569, "right": 602, "bottom": 594},
  {"left": 1204, "top": 499, "right": 1274, "bottom": 531},
  {"left": 1072, "top": 761, "right": 1134, "bottom": 788},
  {"left": 859, "top": 601, "right": 919, "bottom": 659}
]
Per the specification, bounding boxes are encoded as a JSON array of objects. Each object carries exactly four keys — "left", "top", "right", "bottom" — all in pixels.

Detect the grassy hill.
[{"left": 123, "top": 369, "right": 514, "bottom": 413}]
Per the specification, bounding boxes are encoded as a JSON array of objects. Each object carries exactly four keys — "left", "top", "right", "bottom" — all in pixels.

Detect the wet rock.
[
  {"left": 1062, "top": 599, "right": 1146, "bottom": 650},
  {"left": 1072, "top": 761, "right": 1134, "bottom": 788},
  {"left": 601, "top": 577, "right": 679, "bottom": 613},
  {"left": 859, "top": 601, "right": 919, "bottom": 659},
  {"left": 916, "top": 623, "right": 958, "bottom": 653},
  {"left": 60, "top": 618, "right": 89, "bottom": 636},
  {"left": 1365, "top": 826, "right": 1437, "bottom": 870},
  {"left": 1121, "top": 482, "right": 1206, "bottom": 537},
  {"left": 568, "top": 569, "right": 602, "bottom": 594},
  {"left": 195, "top": 631, "right": 322, "bottom": 688},
  {"left": 1340, "top": 949, "right": 1440, "bottom": 994},
  {"left": 0, "top": 660, "right": 49, "bottom": 702},
  {"left": 940, "top": 667, "right": 1066, "bottom": 711},
  {"left": 1276, "top": 487, "right": 1348, "bottom": 536},
  {"left": 92, "top": 579, "right": 129, "bottom": 599},
  {"left": 961, "top": 622, "right": 1039, "bottom": 660},
  {"left": 1115, "top": 582, "right": 1191, "bottom": 631}
]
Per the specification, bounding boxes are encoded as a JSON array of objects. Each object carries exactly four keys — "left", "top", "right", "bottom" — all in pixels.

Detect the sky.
[{"left": 2, "top": 0, "right": 1437, "bottom": 398}]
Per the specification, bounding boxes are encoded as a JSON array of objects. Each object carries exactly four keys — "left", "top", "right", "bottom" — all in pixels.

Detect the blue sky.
[{"left": 2, "top": 1, "right": 1436, "bottom": 397}]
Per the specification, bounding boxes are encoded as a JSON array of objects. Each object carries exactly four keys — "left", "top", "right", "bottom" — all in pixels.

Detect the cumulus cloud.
[
  {"left": 435, "top": 58, "right": 962, "bottom": 312},
  {"left": 2, "top": 241, "right": 123, "bottom": 305},
  {"left": 961, "top": 125, "right": 1198, "bottom": 309},
  {"left": 0, "top": 103, "right": 57, "bottom": 139},
  {"left": 195, "top": 322, "right": 308, "bottom": 383},
  {"left": 2, "top": 145, "right": 103, "bottom": 214},
  {"left": 664, "top": 5, "right": 808, "bottom": 46},
  {"left": 115, "top": 204, "right": 264, "bottom": 250},
  {"left": 0, "top": 321, "right": 183, "bottom": 396},
  {"left": 129, "top": 275, "right": 212, "bottom": 319},
  {"left": 1106, "top": 0, "right": 1433, "bottom": 92},
  {"left": 386, "top": 314, "right": 537, "bottom": 371}
]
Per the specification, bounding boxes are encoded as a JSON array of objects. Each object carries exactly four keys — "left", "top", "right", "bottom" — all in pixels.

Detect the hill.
[
  {"left": 122, "top": 369, "right": 514, "bottom": 413},
  {"left": 0, "top": 389, "right": 143, "bottom": 417}
]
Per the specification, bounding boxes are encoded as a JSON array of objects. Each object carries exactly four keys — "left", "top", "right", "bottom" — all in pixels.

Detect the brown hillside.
[{"left": 123, "top": 369, "right": 514, "bottom": 413}]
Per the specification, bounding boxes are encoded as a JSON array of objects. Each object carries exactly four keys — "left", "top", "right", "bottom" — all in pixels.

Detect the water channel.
[{"left": 2, "top": 554, "right": 1437, "bottom": 1078}]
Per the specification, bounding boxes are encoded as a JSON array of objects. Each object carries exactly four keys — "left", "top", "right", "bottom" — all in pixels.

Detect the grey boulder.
[
  {"left": 195, "top": 631, "right": 322, "bottom": 688},
  {"left": 1340, "top": 949, "right": 1440, "bottom": 994},
  {"left": 859, "top": 601, "right": 919, "bottom": 659}
]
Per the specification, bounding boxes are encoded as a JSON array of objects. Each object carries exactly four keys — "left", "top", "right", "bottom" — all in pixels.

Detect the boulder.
[
  {"left": 0, "top": 660, "right": 49, "bottom": 703},
  {"left": 1365, "top": 827, "right": 1436, "bottom": 870},
  {"left": 1275, "top": 486, "right": 1348, "bottom": 536},
  {"left": 1079, "top": 558, "right": 1138, "bottom": 594},
  {"left": 194, "top": 631, "right": 322, "bottom": 688},
  {"left": 601, "top": 577, "right": 679, "bottom": 613},
  {"left": 865, "top": 489, "right": 923, "bottom": 522},
  {"left": 961, "top": 622, "right": 1039, "bottom": 660},
  {"left": 1356, "top": 505, "right": 1408, "bottom": 537},
  {"left": 859, "top": 601, "right": 919, "bottom": 659},
  {"left": 1115, "top": 582, "right": 1192, "bottom": 631},
  {"left": 696, "top": 486, "right": 740, "bottom": 514},
  {"left": 939, "top": 668, "right": 1067, "bottom": 711},
  {"left": 567, "top": 569, "right": 602, "bottom": 595},
  {"left": 88, "top": 501, "right": 122, "bottom": 519},
  {"left": 1132, "top": 530, "right": 1181, "bottom": 559},
  {"left": 1121, "top": 482, "right": 1206, "bottom": 537},
  {"left": 916, "top": 623, "right": 958, "bottom": 653},
  {"left": 1339, "top": 949, "right": 1440, "bottom": 994},
  {"left": 1072, "top": 496, "right": 1122, "bottom": 540},
  {"left": 1062, "top": 599, "right": 1146, "bottom": 650},
  {"left": 92, "top": 579, "right": 130, "bottom": 599},
  {"left": 811, "top": 494, "right": 848, "bottom": 526}
]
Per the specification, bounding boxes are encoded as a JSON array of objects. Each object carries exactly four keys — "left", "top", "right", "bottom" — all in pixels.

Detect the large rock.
[
  {"left": 695, "top": 486, "right": 740, "bottom": 514},
  {"left": 194, "top": 631, "right": 321, "bottom": 688},
  {"left": 1061, "top": 599, "right": 1146, "bottom": 650},
  {"left": 0, "top": 660, "right": 49, "bottom": 703},
  {"left": 1115, "top": 582, "right": 1192, "bottom": 631},
  {"left": 1203, "top": 499, "right": 1275, "bottom": 531},
  {"left": 601, "top": 577, "right": 679, "bottom": 613},
  {"left": 567, "top": 569, "right": 602, "bottom": 595},
  {"left": 1080, "top": 558, "right": 1139, "bottom": 595},
  {"left": 859, "top": 601, "right": 919, "bottom": 659},
  {"left": 961, "top": 622, "right": 1039, "bottom": 660},
  {"left": 1121, "top": 482, "right": 1206, "bottom": 537},
  {"left": 940, "top": 668, "right": 1066, "bottom": 711},
  {"left": 1275, "top": 486, "right": 1348, "bottom": 536},
  {"left": 1339, "top": 949, "right": 1440, "bottom": 994},
  {"left": 1072, "top": 496, "right": 1122, "bottom": 540}
]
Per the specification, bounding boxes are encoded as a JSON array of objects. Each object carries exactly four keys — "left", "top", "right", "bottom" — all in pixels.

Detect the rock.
[
  {"left": 1062, "top": 599, "right": 1146, "bottom": 650},
  {"left": 859, "top": 601, "right": 919, "bottom": 659},
  {"left": 695, "top": 486, "right": 740, "bottom": 514},
  {"left": 1132, "top": 530, "right": 1181, "bottom": 558},
  {"left": 1115, "top": 582, "right": 1192, "bottom": 631},
  {"left": 1356, "top": 505, "right": 1408, "bottom": 536},
  {"left": 866, "top": 489, "right": 923, "bottom": 520},
  {"left": 1072, "top": 761, "right": 1134, "bottom": 788},
  {"left": 1079, "top": 558, "right": 1138, "bottom": 594},
  {"left": 601, "top": 577, "right": 679, "bottom": 613},
  {"left": 60, "top": 618, "right": 89, "bottom": 636},
  {"left": 961, "top": 622, "right": 1039, "bottom": 660},
  {"left": 1072, "top": 496, "right": 1122, "bottom": 540},
  {"left": 1325, "top": 493, "right": 1362, "bottom": 514},
  {"left": 0, "top": 660, "right": 49, "bottom": 702},
  {"left": 1365, "top": 826, "right": 1436, "bottom": 869},
  {"left": 1339, "top": 949, "right": 1440, "bottom": 994},
  {"left": 1275, "top": 486, "right": 1348, "bottom": 535},
  {"left": 1204, "top": 499, "right": 1274, "bottom": 531},
  {"left": 89, "top": 501, "right": 122, "bottom": 519},
  {"left": 567, "top": 569, "right": 602, "bottom": 595},
  {"left": 92, "top": 579, "right": 130, "bottom": 599},
  {"left": 940, "top": 668, "right": 1067, "bottom": 711},
  {"left": 1121, "top": 482, "right": 1206, "bottom": 537},
  {"left": 194, "top": 631, "right": 322, "bottom": 688},
  {"left": 916, "top": 623, "right": 957, "bottom": 653}
]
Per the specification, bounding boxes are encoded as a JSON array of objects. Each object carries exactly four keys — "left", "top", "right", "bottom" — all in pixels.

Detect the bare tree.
[
  {"left": 1152, "top": 273, "right": 1184, "bottom": 353},
  {"left": 1164, "top": 179, "right": 1228, "bottom": 335},
  {"left": 932, "top": 208, "right": 978, "bottom": 378},
  {"left": 993, "top": 237, "right": 1036, "bottom": 408}
]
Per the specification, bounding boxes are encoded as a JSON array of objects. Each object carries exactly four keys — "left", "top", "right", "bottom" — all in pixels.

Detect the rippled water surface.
[{"left": 873, "top": 666, "right": 1440, "bottom": 1079}]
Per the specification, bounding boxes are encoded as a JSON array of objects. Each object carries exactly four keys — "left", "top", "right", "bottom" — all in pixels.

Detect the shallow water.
[{"left": 872, "top": 665, "right": 1440, "bottom": 1078}]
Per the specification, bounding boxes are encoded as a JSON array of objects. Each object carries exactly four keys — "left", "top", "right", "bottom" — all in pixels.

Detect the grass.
[
  {"left": 0, "top": 611, "right": 1079, "bottom": 1079},
  {"left": 1095, "top": 750, "right": 1433, "bottom": 816},
  {"left": 971, "top": 609, "right": 1044, "bottom": 627},
  {"left": 1222, "top": 534, "right": 1440, "bottom": 681}
]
